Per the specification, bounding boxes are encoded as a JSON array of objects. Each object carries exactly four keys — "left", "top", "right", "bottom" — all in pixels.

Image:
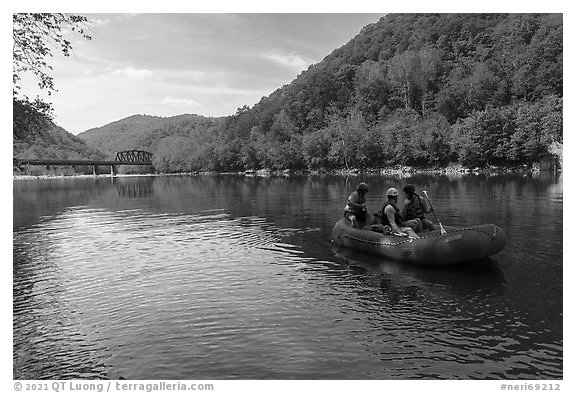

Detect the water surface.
[{"left": 13, "top": 173, "right": 562, "bottom": 379}]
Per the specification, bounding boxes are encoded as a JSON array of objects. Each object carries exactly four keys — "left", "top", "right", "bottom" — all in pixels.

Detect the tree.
[
  {"left": 13, "top": 13, "right": 91, "bottom": 139},
  {"left": 353, "top": 60, "right": 391, "bottom": 121},
  {"left": 302, "top": 128, "right": 334, "bottom": 170},
  {"left": 468, "top": 62, "right": 500, "bottom": 111},
  {"left": 13, "top": 97, "right": 52, "bottom": 141},
  {"left": 451, "top": 108, "right": 516, "bottom": 167},
  {"left": 509, "top": 95, "right": 563, "bottom": 164},
  {"left": 416, "top": 47, "right": 444, "bottom": 117},
  {"left": 13, "top": 13, "right": 91, "bottom": 94},
  {"left": 387, "top": 48, "right": 443, "bottom": 116},
  {"left": 387, "top": 51, "right": 420, "bottom": 110}
]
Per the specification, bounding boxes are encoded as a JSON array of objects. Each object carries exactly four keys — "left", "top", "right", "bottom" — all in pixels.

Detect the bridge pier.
[
  {"left": 93, "top": 165, "right": 99, "bottom": 176},
  {"left": 111, "top": 165, "right": 117, "bottom": 176}
]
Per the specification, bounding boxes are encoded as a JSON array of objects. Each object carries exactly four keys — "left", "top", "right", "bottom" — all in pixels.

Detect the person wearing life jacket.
[
  {"left": 344, "top": 182, "right": 369, "bottom": 228},
  {"left": 401, "top": 184, "right": 435, "bottom": 232},
  {"left": 374, "top": 187, "right": 419, "bottom": 238}
]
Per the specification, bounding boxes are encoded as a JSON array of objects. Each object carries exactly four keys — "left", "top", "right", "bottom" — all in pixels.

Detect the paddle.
[{"left": 422, "top": 190, "right": 447, "bottom": 235}]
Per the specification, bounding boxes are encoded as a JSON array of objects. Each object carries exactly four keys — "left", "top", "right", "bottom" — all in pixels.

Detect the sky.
[{"left": 17, "top": 13, "right": 386, "bottom": 135}]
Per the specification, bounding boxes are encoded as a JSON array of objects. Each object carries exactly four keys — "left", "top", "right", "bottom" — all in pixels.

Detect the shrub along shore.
[{"left": 13, "top": 162, "right": 559, "bottom": 181}]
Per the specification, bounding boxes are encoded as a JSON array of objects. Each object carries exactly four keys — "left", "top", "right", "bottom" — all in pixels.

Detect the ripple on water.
[{"left": 14, "top": 198, "right": 562, "bottom": 379}]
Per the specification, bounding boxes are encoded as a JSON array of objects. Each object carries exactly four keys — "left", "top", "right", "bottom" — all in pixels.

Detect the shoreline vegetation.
[
  {"left": 13, "top": 163, "right": 560, "bottom": 181},
  {"left": 14, "top": 15, "right": 562, "bottom": 181}
]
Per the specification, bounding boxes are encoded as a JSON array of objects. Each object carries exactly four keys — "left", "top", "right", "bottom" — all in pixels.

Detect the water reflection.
[
  {"left": 113, "top": 177, "right": 154, "bottom": 198},
  {"left": 13, "top": 178, "right": 114, "bottom": 231},
  {"left": 331, "top": 243, "right": 507, "bottom": 295},
  {"left": 328, "top": 244, "right": 560, "bottom": 379},
  {"left": 13, "top": 173, "right": 562, "bottom": 379},
  {"left": 13, "top": 237, "right": 114, "bottom": 379}
]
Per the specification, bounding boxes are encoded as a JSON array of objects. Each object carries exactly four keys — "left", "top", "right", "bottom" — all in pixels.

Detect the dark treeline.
[
  {"left": 150, "top": 13, "right": 562, "bottom": 173},
  {"left": 17, "top": 14, "right": 563, "bottom": 174},
  {"left": 14, "top": 121, "right": 107, "bottom": 176}
]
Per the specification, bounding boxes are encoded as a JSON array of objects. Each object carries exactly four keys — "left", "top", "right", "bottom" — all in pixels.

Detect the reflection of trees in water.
[
  {"left": 13, "top": 178, "right": 115, "bottom": 231},
  {"left": 13, "top": 173, "right": 562, "bottom": 378},
  {"left": 113, "top": 177, "right": 154, "bottom": 198},
  {"left": 546, "top": 172, "right": 562, "bottom": 201},
  {"left": 122, "top": 172, "right": 562, "bottom": 240},
  {"left": 357, "top": 172, "right": 562, "bottom": 230}
]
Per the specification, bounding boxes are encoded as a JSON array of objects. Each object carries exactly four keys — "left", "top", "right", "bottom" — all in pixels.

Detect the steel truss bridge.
[{"left": 13, "top": 150, "right": 154, "bottom": 175}]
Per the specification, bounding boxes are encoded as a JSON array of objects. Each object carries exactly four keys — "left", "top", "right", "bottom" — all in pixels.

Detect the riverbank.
[
  {"left": 13, "top": 163, "right": 559, "bottom": 181},
  {"left": 240, "top": 162, "right": 557, "bottom": 177},
  {"left": 12, "top": 173, "right": 169, "bottom": 181}
]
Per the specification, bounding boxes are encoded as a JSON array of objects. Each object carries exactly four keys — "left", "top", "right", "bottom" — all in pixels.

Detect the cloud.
[
  {"left": 89, "top": 17, "right": 111, "bottom": 27},
  {"left": 88, "top": 14, "right": 137, "bottom": 27},
  {"left": 161, "top": 97, "right": 201, "bottom": 107},
  {"left": 261, "top": 52, "right": 310, "bottom": 70},
  {"left": 110, "top": 67, "right": 154, "bottom": 79}
]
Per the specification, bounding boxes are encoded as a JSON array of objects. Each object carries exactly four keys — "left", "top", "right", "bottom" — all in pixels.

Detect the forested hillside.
[
  {"left": 77, "top": 114, "right": 224, "bottom": 173},
  {"left": 13, "top": 120, "right": 107, "bottom": 175},
  {"left": 77, "top": 114, "right": 223, "bottom": 157},
  {"left": 79, "top": 13, "right": 562, "bottom": 173},
  {"left": 207, "top": 13, "right": 563, "bottom": 172},
  {"left": 14, "top": 122, "right": 106, "bottom": 164}
]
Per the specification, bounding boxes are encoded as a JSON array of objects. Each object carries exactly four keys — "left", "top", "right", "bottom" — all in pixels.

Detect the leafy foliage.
[
  {"left": 13, "top": 13, "right": 91, "bottom": 141},
  {"left": 18, "top": 14, "right": 562, "bottom": 173},
  {"left": 13, "top": 97, "right": 53, "bottom": 141},
  {"left": 451, "top": 96, "right": 562, "bottom": 167},
  {"left": 171, "top": 13, "right": 559, "bottom": 172},
  {"left": 13, "top": 13, "right": 91, "bottom": 94},
  {"left": 77, "top": 114, "right": 224, "bottom": 170},
  {"left": 13, "top": 122, "right": 106, "bottom": 175}
]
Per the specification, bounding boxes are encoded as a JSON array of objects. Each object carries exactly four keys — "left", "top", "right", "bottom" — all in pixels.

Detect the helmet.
[
  {"left": 386, "top": 187, "right": 399, "bottom": 197},
  {"left": 403, "top": 184, "right": 415, "bottom": 195},
  {"left": 357, "top": 182, "right": 369, "bottom": 192}
]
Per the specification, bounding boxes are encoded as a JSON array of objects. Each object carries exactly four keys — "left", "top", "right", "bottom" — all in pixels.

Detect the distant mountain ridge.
[{"left": 77, "top": 114, "right": 223, "bottom": 157}]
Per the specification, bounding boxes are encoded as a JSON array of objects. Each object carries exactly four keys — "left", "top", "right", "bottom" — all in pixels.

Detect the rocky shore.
[
  {"left": 13, "top": 162, "right": 557, "bottom": 181},
  {"left": 242, "top": 162, "right": 552, "bottom": 177}
]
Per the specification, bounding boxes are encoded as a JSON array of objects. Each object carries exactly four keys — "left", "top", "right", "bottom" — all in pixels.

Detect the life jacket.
[
  {"left": 405, "top": 193, "right": 426, "bottom": 220},
  {"left": 345, "top": 191, "right": 366, "bottom": 213},
  {"left": 379, "top": 201, "right": 403, "bottom": 226}
]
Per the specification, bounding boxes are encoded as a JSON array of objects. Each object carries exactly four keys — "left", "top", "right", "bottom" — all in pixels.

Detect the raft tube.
[{"left": 331, "top": 218, "right": 506, "bottom": 266}]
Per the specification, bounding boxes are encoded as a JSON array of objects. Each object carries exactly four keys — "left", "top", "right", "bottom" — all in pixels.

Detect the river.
[{"left": 12, "top": 172, "right": 563, "bottom": 380}]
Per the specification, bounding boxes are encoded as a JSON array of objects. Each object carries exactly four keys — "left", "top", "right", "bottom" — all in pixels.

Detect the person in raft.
[
  {"left": 401, "top": 184, "right": 435, "bottom": 232},
  {"left": 344, "top": 182, "right": 369, "bottom": 228},
  {"left": 374, "top": 187, "right": 419, "bottom": 238}
]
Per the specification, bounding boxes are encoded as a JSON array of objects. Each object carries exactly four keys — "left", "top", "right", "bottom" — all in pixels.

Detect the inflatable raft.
[{"left": 331, "top": 218, "right": 506, "bottom": 266}]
